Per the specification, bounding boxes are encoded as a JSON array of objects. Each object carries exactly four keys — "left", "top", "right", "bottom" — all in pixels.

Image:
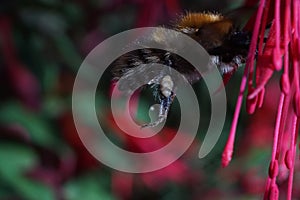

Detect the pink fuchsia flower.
[{"left": 222, "top": 0, "right": 300, "bottom": 199}]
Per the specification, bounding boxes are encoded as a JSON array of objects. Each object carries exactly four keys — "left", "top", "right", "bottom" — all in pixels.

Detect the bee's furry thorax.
[{"left": 174, "top": 12, "right": 234, "bottom": 50}]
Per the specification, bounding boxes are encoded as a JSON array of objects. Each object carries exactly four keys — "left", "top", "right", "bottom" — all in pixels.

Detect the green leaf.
[
  {"left": 11, "top": 177, "right": 55, "bottom": 200},
  {"left": 41, "top": 63, "right": 60, "bottom": 93},
  {"left": 53, "top": 34, "right": 82, "bottom": 71},
  {"left": 0, "top": 143, "right": 55, "bottom": 200},
  {"left": 0, "top": 143, "right": 37, "bottom": 176},
  {"left": 42, "top": 95, "right": 66, "bottom": 117},
  {"left": 64, "top": 174, "right": 115, "bottom": 200},
  {"left": 20, "top": 9, "right": 67, "bottom": 35},
  {"left": 0, "top": 102, "right": 59, "bottom": 149},
  {"left": 62, "top": 3, "right": 84, "bottom": 25}
]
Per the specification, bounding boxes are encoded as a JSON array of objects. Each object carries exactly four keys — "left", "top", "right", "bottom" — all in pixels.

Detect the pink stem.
[
  {"left": 263, "top": 93, "right": 284, "bottom": 200},
  {"left": 286, "top": 116, "right": 298, "bottom": 200},
  {"left": 258, "top": 0, "right": 271, "bottom": 55},
  {"left": 287, "top": 2, "right": 300, "bottom": 197},
  {"left": 222, "top": 0, "right": 267, "bottom": 167},
  {"left": 273, "top": 0, "right": 282, "bottom": 71}
]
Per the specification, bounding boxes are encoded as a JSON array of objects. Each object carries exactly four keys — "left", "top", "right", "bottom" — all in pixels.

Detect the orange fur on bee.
[
  {"left": 176, "top": 12, "right": 233, "bottom": 35},
  {"left": 175, "top": 12, "right": 234, "bottom": 49}
]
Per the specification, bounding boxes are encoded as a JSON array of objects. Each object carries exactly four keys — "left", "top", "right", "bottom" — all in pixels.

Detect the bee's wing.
[
  {"left": 115, "top": 62, "right": 164, "bottom": 94},
  {"left": 169, "top": 54, "right": 202, "bottom": 84}
]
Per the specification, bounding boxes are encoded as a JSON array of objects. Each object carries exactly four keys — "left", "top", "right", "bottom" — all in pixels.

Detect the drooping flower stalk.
[
  {"left": 222, "top": 0, "right": 267, "bottom": 168},
  {"left": 222, "top": 0, "right": 300, "bottom": 199}
]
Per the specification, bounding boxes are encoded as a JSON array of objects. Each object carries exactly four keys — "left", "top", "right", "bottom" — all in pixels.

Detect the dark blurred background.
[{"left": 0, "top": 0, "right": 291, "bottom": 199}]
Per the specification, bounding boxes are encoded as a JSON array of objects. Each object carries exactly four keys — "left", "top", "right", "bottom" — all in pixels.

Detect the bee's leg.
[
  {"left": 141, "top": 92, "right": 175, "bottom": 128},
  {"left": 219, "top": 55, "right": 245, "bottom": 86},
  {"left": 220, "top": 64, "right": 236, "bottom": 86},
  {"left": 142, "top": 75, "right": 175, "bottom": 128}
]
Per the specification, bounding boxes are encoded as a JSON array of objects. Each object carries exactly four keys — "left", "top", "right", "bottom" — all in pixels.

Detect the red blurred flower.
[
  {"left": 0, "top": 17, "right": 40, "bottom": 109},
  {"left": 60, "top": 112, "right": 100, "bottom": 171},
  {"left": 105, "top": 94, "right": 201, "bottom": 199}
]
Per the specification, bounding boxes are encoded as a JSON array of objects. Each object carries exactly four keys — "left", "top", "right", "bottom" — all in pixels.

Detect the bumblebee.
[{"left": 110, "top": 11, "right": 251, "bottom": 127}]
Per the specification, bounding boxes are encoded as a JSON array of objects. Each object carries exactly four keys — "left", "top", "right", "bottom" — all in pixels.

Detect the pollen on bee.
[{"left": 160, "top": 75, "right": 174, "bottom": 98}]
